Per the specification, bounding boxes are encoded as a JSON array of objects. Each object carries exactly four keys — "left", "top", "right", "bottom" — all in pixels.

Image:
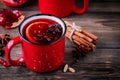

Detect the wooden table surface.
[{"left": 0, "top": 0, "right": 120, "bottom": 80}]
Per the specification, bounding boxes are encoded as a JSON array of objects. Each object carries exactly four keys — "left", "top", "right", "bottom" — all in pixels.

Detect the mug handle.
[
  {"left": 73, "top": 0, "right": 89, "bottom": 14},
  {"left": 0, "top": 36, "right": 24, "bottom": 67}
]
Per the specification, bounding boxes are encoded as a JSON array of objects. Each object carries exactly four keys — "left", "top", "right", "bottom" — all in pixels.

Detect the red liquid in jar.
[{"left": 23, "top": 19, "right": 63, "bottom": 44}]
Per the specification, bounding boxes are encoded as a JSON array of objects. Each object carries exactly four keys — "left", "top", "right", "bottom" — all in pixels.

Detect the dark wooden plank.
[
  {"left": 91, "top": 0, "right": 120, "bottom": 2},
  {"left": 75, "top": 0, "right": 120, "bottom": 12},
  {"left": 0, "top": 49, "right": 120, "bottom": 80},
  {"left": 88, "top": 2, "right": 120, "bottom": 13}
]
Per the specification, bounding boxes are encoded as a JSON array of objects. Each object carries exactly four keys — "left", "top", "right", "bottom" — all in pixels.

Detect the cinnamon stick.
[
  {"left": 72, "top": 35, "right": 90, "bottom": 47},
  {"left": 65, "top": 21, "right": 98, "bottom": 42},
  {"left": 73, "top": 40, "right": 91, "bottom": 51},
  {"left": 66, "top": 31, "right": 88, "bottom": 47},
  {"left": 81, "top": 29, "right": 98, "bottom": 41},
  {"left": 66, "top": 31, "right": 96, "bottom": 51},
  {"left": 67, "top": 27, "right": 93, "bottom": 42},
  {"left": 65, "top": 20, "right": 98, "bottom": 52}
]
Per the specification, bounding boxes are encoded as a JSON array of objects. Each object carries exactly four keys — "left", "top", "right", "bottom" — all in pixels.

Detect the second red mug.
[{"left": 39, "top": 0, "right": 89, "bottom": 18}]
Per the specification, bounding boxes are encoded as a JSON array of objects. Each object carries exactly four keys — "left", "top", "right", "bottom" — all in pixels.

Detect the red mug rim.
[{"left": 19, "top": 14, "right": 67, "bottom": 45}]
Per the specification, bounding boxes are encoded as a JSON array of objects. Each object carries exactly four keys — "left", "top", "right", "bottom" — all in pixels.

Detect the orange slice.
[{"left": 25, "top": 21, "right": 50, "bottom": 43}]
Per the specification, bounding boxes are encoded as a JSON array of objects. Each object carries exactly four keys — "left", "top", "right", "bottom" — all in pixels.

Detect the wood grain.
[{"left": 0, "top": 0, "right": 120, "bottom": 80}]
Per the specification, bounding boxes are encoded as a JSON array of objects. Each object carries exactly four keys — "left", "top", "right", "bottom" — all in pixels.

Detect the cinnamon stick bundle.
[{"left": 65, "top": 21, "right": 98, "bottom": 53}]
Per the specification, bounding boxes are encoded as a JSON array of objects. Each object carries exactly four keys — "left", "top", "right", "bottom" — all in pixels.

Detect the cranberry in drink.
[{"left": 24, "top": 19, "right": 63, "bottom": 45}]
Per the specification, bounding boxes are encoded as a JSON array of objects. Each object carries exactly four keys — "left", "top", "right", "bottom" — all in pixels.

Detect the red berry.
[{"left": 25, "top": 21, "right": 62, "bottom": 44}]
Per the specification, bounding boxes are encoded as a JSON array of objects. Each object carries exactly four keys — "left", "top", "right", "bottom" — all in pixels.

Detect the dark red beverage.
[
  {"left": 22, "top": 19, "right": 63, "bottom": 45},
  {"left": 16, "top": 14, "right": 66, "bottom": 72}
]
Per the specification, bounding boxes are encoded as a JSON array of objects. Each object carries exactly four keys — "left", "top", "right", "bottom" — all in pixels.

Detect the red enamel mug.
[
  {"left": 0, "top": 14, "right": 66, "bottom": 72},
  {"left": 39, "top": 0, "right": 89, "bottom": 18}
]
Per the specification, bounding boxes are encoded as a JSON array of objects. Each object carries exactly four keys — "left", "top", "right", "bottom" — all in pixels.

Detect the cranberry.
[
  {"left": 47, "top": 24, "right": 62, "bottom": 39},
  {"left": 39, "top": 24, "right": 62, "bottom": 44},
  {"left": 26, "top": 23, "right": 63, "bottom": 44}
]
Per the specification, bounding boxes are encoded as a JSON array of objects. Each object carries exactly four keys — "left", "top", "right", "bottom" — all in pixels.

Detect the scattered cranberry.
[
  {"left": 42, "top": 24, "right": 62, "bottom": 44},
  {"left": 1, "top": 0, "right": 27, "bottom": 7},
  {"left": 0, "top": 9, "right": 25, "bottom": 29}
]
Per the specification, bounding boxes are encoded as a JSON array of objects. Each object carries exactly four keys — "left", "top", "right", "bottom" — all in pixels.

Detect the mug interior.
[{"left": 19, "top": 14, "right": 66, "bottom": 45}]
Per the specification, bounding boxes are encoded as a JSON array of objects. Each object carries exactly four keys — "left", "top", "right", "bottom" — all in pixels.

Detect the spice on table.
[
  {"left": 65, "top": 21, "right": 98, "bottom": 53},
  {"left": 63, "top": 64, "right": 69, "bottom": 72},
  {"left": 68, "top": 67, "right": 76, "bottom": 73},
  {"left": 63, "top": 64, "right": 76, "bottom": 73}
]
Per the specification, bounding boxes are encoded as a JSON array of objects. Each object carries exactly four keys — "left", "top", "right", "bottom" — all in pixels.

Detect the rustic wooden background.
[{"left": 0, "top": 0, "right": 120, "bottom": 80}]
